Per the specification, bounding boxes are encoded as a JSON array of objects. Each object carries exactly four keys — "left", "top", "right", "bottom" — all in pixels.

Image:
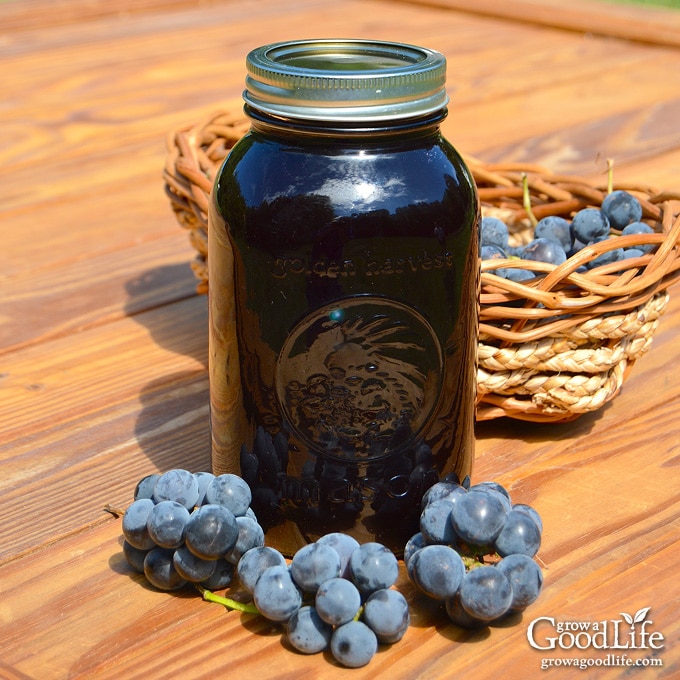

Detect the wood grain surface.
[{"left": 1, "top": 0, "right": 679, "bottom": 677}]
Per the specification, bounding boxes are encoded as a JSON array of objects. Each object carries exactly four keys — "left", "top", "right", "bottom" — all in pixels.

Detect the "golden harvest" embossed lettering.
[{"left": 271, "top": 251, "right": 456, "bottom": 278}]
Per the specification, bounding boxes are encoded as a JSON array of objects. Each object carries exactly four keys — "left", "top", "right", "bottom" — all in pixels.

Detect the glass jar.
[{"left": 208, "top": 39, "right": 479, "bottom": 555}]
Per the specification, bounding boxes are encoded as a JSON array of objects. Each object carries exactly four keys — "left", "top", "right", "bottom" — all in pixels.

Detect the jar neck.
[{"left": 244, "top": 104, "right": 447, "bottom": 140}]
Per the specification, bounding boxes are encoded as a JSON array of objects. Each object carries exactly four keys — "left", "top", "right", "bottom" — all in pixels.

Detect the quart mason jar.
[{"left": 209, "top": 39, "right": 479, "bottom": 555}]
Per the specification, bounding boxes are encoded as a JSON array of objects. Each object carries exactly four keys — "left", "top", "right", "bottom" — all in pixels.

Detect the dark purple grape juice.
[{"left": 208, "top": 40, "right": 479, "bottom": 554}]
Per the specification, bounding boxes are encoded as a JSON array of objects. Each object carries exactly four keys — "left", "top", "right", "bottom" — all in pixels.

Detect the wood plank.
[
  {"left": 398, "top": 0, "right": 680, "bottom": 48},
  {"left": 2, "top": 1, "right": 675, "bottom": 178},
  {"left": 0, "top": 296, "right": 210, "bottom": 564},
  {"left": 0, "top": 231, "right": 198, "bottom": 354},
  {"left": 0, "top": 0, "right": 288, "bottom": 31},
  {"left": 6, "top": 0, "right": 680, "bottom": 46},
  {"left": 444, "top": 50, "right": 680, "bottom": 173}
]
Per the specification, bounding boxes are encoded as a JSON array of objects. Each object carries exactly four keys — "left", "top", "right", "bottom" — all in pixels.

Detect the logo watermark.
[{"left": 527, "top": 607, "right": 665, "bottom": 671}]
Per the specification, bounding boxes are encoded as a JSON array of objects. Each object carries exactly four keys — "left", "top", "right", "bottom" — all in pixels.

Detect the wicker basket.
[{"left": 164, "top": 110, "right": 680, "bottom": 423}]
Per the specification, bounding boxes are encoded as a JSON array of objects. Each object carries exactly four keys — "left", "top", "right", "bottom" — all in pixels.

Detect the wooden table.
[{"left": 2, "top": 0, "right": 680, "bottom": 677}]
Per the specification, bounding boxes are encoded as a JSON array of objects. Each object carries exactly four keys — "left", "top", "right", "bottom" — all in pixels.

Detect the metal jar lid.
[{"left": 243, "top": 39, "right": 449, "bottom": 122}]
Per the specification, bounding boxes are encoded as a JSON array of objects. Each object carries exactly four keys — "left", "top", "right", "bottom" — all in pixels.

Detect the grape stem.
[
  {"left": 607, "top": 158, "right": 614, "bottom": 194},
  {"left": 103, "top": 503, "right": 127, "bottom": 518},
  {"left": 521, "top": 174, "right": 538, "bottom": 228},
  {"left": 196, "top": 585, "right": 260, "bottom": 615}
]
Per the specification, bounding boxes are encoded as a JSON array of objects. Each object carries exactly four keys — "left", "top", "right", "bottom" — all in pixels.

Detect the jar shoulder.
[{"left": 215, "top": 130, "right": 477, "bottom": 211}]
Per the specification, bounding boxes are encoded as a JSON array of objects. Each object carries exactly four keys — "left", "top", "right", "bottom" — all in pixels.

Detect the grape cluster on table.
[
  {"left": 121, "top": 469, "right": 407, "bottom": 668},
  {"left": 405, "top": 478, "right": 543, "bottom": 629},
  {"left": 481, "top": 189, "right": 655, "bottom": 280},
  {"left": 120, "top": 468, "right": 544, "bottom": 668}
]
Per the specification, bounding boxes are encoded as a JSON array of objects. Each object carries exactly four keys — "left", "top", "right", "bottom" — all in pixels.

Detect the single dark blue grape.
[
  {"left": 512, "top": 503, "right": 543, "bottom": 533},
  {"left": 316, "top": 532, "right": 359, "bottom": 579},
  {"left": 570, "top": 237, "right": 588, "bottom": 256},
  {"left": 330, "top": 620, "right": 378, "bottom": 668},
  {"left": 521, "top": 237, "right": 567, "bottom": 266},
  {"left": 505, "top": 244, "right": 525, "bottom": 257},
  {"left": 200, "top": 558, "right": 236, "bottom": 590},
  {"left": 237, "top": 546, "right": 287, "bottom": 594},
  {"left": 193, "top": 471, "right": 215, "bottom": 505},
  {"left": 502, "top": 266, "right": 536, "bottom": 282},
  {"left": 445, "top": 592, "right": 487, "bottom": 630},
  {"left": 469, "top": 482, "right": 512, "bottom": 513},
  {"left": 601, "top": 190, "right": 642, "bottom": 229},
  {"left": 122, "top": 540, "right": 149, "bottom": 573},
  {"left": 290, "top": 542, "right": 342, "bottom": 593},
  {"left": 122, "top": 498, "right": 157, "bottom": 550},
  {"left": 481, "top": 244, "right": 513, "bottom": 280},
  {"left": 622, "top": 247, "right": 645, "bottom": 259},
  {"left": 403, "top": 532, "right": 427, "bottom": 567},
  {"left": 414, "top": 442, "right": 434, "bottom": 466},
  {"left": 184, "top": 503, "right": 238, "bottom": 560},
  {"left": 286, "top": 606, "right": 332, "bottom": 654},
  {"left": 621, "top": 221, "right": 654, "bottom": 254},
  {"left": 273, "top": 430, "right": 289, "bottom": 471},
  {"left": 443, "top": 471, "right": 466, "bottom": 486},
  {"left": 480, "top": 216, "right": 509, "bottom": 250},
  {"left": 535, "top": 216, "right": 573, "bottom": 251},
  {"left": 205, "top": 474, "right": 252, "bottom": 517},
  {"left": 450, "top": 490, "right": 509, "bottom": 546},
  {"left": 471, "top": 480, "right": 510, "bottom": 499},
  {"left": 420, "top": 499, "right": 457, "bottom": 544},
  {"left": 349, "top": 542, "right": 399, "bottom": 595},
  {"left": 134, "top": 473, "right": 160, "bottom": 501},
  {"left": 585, "top": 243, "right": 624, "bottom": 269},
  {"left": 146, "top": 500, "right": 190, "bottom": 549},
  {"left": 315, "top": 577, "right": 362, "bottom": 626},
  {"left": 496, "top": 554, "right": 543, "bottom": 611},
  {"left": 459, "top": 566, "right": 513, "bottom": 622},
  {"left": 422, "top": 481, "right": 467, "bottom": 508},
  {"left": 253, "top": 565, "right": 302, "bottom": 623},
  {"left": 255, "top": 432, "right": 282, "bottom": 487},
  {"left": 153, "top": 469, "right": 200, "bottom": 509},
  {"left": 239, "top": 444, "right": 259, "bottom": 488},
  {"left": 481, "top": 243, "right": 507, "bottom": 260},
  {"left": 494, "top": 510, "right": 542, "bottom": 557},
  {"left": 410, "top": 544, "right": 465, "bottom": 600},
  {"left": 173, "top": 545, "right": 217, "bottom": 583},
  {"left": 571, "top": 208, "right": 610, "bottom": 243},
  {"left": 225, "top": 516, "right": 265, "bottom": 565},
  {"left": 362, "top": 588, "right": 410, "bottom": 644},
  {"left": 143, "top": 547, "right": 187, "bottom": 591},
  {"left": 405, "top": 547, "right": 422, "bottom": 586}
]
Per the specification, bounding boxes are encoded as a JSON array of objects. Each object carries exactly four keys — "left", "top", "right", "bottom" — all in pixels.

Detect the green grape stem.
[
  {"left": 521, "top": 173, "right": 538, "bottom": 228},
  {"left": 196, "top": 585, "right": 260, "bottom": 615},
  {"left": 457, "top": 542, "right": 502, "bottom": 571},
  {"left": 607, "top": 158, "right": 614, "bottom": 194}
]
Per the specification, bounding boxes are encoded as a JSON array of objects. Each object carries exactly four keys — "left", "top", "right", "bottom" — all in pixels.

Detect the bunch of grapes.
[
  {"left": 481, "top": 189, "right": 655, "bottom": 280},
  {"left": 120, "top": 469, "right": 408, "bottom": 669},
  {"left": 249, "top": 537, "right": 408, "bottom": 668},
  {"left": 405, "top": 479, "right": 544, "bottom": 629},
  {"left": 122, "top": 469, "right": 260, "bottom": 591}
]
